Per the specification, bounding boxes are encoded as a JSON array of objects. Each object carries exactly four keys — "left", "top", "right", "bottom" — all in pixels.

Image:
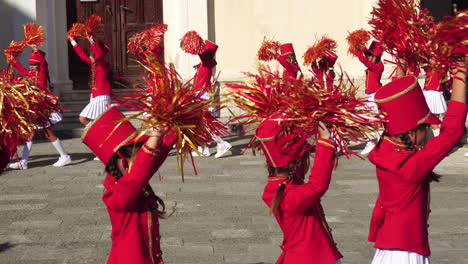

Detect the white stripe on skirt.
[
  {"left": 35, "top": 112, "right": 63, "bottom": 129},
  {"left": 371, "top": 249, "right": 430, "bottom": 264},
  {"left": 423, "top": 90, "right": 447, "bottom": 114},
  {"left": 80, "top": 94, "right": 111, "bottom": 120}
]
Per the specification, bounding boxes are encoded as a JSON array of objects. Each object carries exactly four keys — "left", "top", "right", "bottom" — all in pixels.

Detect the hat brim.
[{"left": 423, "top": 113, "right": 441, "bottom": 125}]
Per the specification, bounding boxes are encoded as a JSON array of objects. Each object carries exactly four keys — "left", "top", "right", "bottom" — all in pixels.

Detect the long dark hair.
[
  {"left": 105, "top": 142, "right": 167, "bottom": 217},
  {"left": 382, "top": 124, "right": 442, "bottom": 182},
  {"left": 269, "top": 151, "right": 311, "bottom": 214}
]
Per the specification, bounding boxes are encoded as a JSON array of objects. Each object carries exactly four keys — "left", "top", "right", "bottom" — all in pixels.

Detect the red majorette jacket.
[
  {"left": 193, "top": 54, "right": 217, "bottom": 93},
  {"left": 72, "top": 43, "right": 112, "bottom": 98},
  {"left": 262, "top": 139, "right": 343, "bottom": 264},
  {"left": 14, "top": 50, "right": 50, "bottom": 92},
  {"left": 423, "top": 67, "right": 443, "bottom": 92},
  {"left": 103, "top": 133, "right": 176, "bottom": 264},
  {"left": 368, "top": 101, "right": 468, "bottom": 256},
  {"left": 355, "top": 50, "right": 384, "bottom": 94}
]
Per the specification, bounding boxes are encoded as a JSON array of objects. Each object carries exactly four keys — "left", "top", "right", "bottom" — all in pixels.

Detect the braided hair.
[
  {"left": 394, "top": 124, "right": 442, "bottom": 182},
  {"left": 105, "top": 142, "right": 167, "bottom": 216}
]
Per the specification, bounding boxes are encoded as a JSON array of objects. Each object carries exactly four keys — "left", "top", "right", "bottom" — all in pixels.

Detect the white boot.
[
  {"left": 215, "top": 142, "right": 232, "bottom": 158},
  {"left": 8, "top": 159, "right": 28, "bottom": 170}
]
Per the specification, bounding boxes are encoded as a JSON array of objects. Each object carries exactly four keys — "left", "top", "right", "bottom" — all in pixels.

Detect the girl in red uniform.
[
  {"left": 190, "top": 40, "right": 232, "bottom": 158},
  {"left": 277, "top": 43, "right": 302, "bottom": 80},
  {"left": 257, "top": 118, "right": 342, "bottom": 264},
  {"left": 311, "top": 51, "right": 338, "bottom": 91},
  {"left": 69, "top": 36, "right": 112, "bottom": 126},
  {"left": 8, "top": 45, "right": 71, "bottom": 169},
  {"left": 82, "top": 107, "right": 177, "bottom": 264},
  {"left": 354, "top": 41, "right": 385, "bottom": 155},
  {"left": 368, "top": 64, "right": 466, "bottom": 263}
]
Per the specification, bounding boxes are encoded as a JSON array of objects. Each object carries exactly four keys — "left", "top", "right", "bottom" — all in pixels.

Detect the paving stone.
[{"left": 0, "top": 136, "right": 467, "bottom": 264}]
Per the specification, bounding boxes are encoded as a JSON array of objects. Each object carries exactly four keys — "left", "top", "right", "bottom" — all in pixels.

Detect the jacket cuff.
[
  {"left": 142, "top": 144, "right": 161, "bottom": 157},
  {"left": 317, "top": 138, "right": 336, "bottom": 150},
  {"left": 446, "top": 100, "right": 468, "bottom": 119}
]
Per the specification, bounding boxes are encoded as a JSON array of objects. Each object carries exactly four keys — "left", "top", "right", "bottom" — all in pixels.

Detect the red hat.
[
  {"left": 82, "top": 107, "right": 149, "bottom": 164},
  {"left": 27, "top": 51, "right": 42, "bottom": 64},
  {"left": 368, "top": 41, "right": 383, "bottom": 57},
  {"left": 256, "top": 117, "right": 306, "bottom": 168},
  {"left": 279, "top": 43, "right": 295, "bottom": 56},
  {"left": 375, "top": 76, "right": 441, "bottom": 135},
  {"left": 203, "top": 40, "right": 218, "bottom": 55}
]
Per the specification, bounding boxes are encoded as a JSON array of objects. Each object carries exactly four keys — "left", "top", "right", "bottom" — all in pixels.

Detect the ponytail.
[{"left": 270, "top": 180, "right": 288, "bottom": 214}]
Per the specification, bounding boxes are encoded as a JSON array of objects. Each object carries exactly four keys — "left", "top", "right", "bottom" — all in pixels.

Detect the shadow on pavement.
[
  {"left": 0, "top": 242, "right": 16, "bottom": 253},
  {"left": 26, "top": 152, "right": 95, "bottom": 168}
]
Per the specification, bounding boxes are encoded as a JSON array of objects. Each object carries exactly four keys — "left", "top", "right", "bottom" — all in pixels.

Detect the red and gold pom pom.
[
  {"left": 346, "top": 29, "right": 371, "bottom": 55},
  {"left": 369, "top": 0, "right": 435, "bottom": 66},
  {"left": 113, "top": 59, "right": 228, "bottom": 180},
  {"left": 303, "top": 36, "right": 337, "bottom": 66},
  {"left": 180, "top": 31, "right": 205, "bottom": 55},
  {"left": 428, "top": 10, "right": 468, "bottom": 72},
  {"left": 67, "top": 23, "right": 86, "bottom": 39},
  {"left": 127, "top": 24, "right": 167, "bottom": 55},
  {"left": 127, "top": 31, "right": 148, "bottom": 55},
  {"left": 257, "top": 37, "right": 281, "bottom": 61},
  {"left": 0, "top": 73, "right": 62, "bottom": 174},
  {"left": 225, "top": 65, "right": 384, "bottom": 158},
  {"left": 23, "top": 23, "right": 45, "bottom": 46},
  {"left": 84, "top": 14, "right": 102, "bottom": 37},
  {"left": 4, "top": 41, "right": 27, "bottom": 64},
  {"left": 147, "top": 24, "right": 168, "bottom": 51}
]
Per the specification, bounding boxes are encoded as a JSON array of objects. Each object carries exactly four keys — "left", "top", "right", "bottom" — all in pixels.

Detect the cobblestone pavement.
[{"left": 1, "top": 134, "right": 467, "bottom": 264}]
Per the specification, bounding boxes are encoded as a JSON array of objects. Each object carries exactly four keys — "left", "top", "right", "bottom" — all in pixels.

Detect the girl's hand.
[
  {"left": 87, "top": 35, "right": 95, "bottom": 45},
  {"left": 28, "top": 44, "right": 38, "bottom": 51},
  {"left": 148, "top": 124, "right": 169, "bottom": 138},
  {"left": 318, "top": 121, "right": 331, "bottom": 140}
]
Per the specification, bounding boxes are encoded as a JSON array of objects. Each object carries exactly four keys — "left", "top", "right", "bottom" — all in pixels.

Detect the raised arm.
[
  {"left": 355, "top": 50, "right": 383, "bottom": 72},
  {"left": 103, "top": 131, "right": 177, "bottom": 211},
  {"left": 284, "top": 123, "right": 336, "bottom": 213},
  {"left": 12, "top": 60, "right": 30, "bottom": 76},
  {"left": 401, "top": 64, "right": 467, "bottom": 183},
  {"left": 69, "top": 38, "right": 92, "bottom": 64}
]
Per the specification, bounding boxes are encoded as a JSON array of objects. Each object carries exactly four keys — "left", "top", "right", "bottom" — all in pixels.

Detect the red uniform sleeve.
[
  {"left": 355, "top": 50, "right": 384, "bottom": 72},
  {"left": 400, "top": 101, "right": 468, "bottom": 183},
  {"left": 285, "top": 139, "right": 336, "bottom": 213},
  {"left": 72, "top": 44, "right": 92, "bottom": 64},
  {"left": 368, "top": 195, "right": 385, "bottom": 242},
  {"left": 13, "top": 60, "right": 30, "bottom": 76},
  {"left": 90, "top": 43, "right": 104, "bottom": 62},
  {"left": 102, "top": 133, "right": 177, "bottom": 211}
]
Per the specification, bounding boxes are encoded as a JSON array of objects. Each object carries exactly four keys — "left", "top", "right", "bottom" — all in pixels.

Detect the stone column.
[{"left": 36, "top": 0, "right": 73, "bottom": 99}]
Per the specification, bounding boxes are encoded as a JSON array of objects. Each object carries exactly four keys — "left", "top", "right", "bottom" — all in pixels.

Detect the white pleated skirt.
[
  {"left": 371, "top": 249, "right": 430, "bottom": 264},
  {"left": 423, "top": 90, "right": 447, "bottom": 114},
  {"left": 366, "top": 93, "right": 378, "bottom": 111},
  {"left": 80, "top": 94, "right": 111, "bottom": 120},
  {"left": 35, "top": 112, "right": 63, "bottom": 129}
]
